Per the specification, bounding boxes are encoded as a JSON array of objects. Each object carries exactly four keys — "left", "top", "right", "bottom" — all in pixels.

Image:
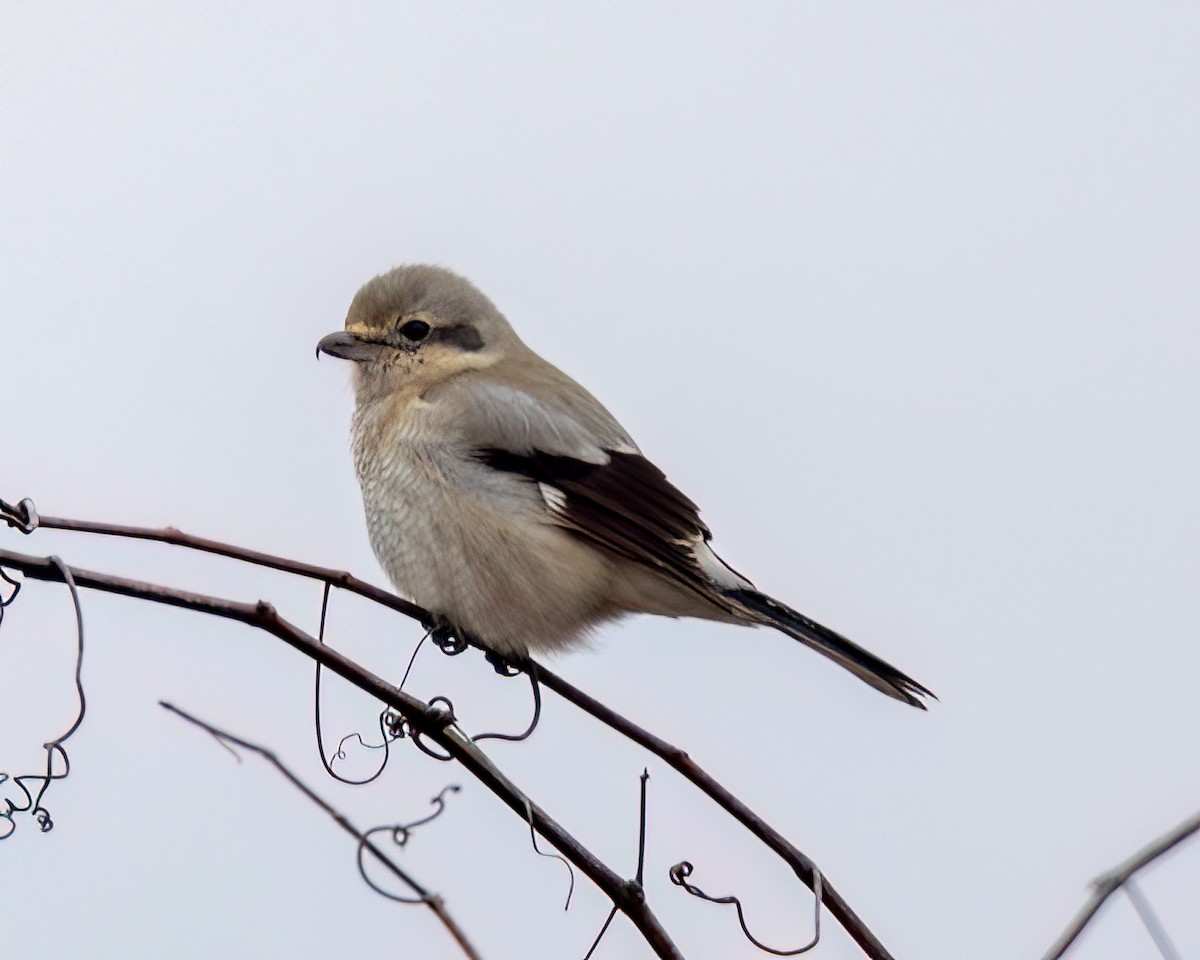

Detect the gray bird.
[{"left": 318, "top": 264, "right": 933, "bottom": 708}]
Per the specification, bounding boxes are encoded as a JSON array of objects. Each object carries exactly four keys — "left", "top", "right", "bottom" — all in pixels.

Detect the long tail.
[{"left": 726, "top": 588, "right": 935, "bottom": 709}]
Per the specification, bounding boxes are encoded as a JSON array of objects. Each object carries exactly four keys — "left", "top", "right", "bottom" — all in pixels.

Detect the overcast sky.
[{"left": 3, "top": 4, "right": 1199, "bottom": 959}]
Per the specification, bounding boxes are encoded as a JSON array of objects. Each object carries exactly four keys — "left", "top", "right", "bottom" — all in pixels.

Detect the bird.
[{"left": 318, "top": 264, "right": 933, "bottom": 708}]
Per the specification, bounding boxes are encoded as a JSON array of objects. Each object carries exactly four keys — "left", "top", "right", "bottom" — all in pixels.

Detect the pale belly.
[{"left": 355, "top": 441, "right": 621, "bottom": 656}]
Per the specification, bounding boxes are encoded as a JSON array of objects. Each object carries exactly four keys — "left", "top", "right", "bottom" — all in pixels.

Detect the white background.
[{"left": 3, "top": 4, "right": 1198, "bottom": 959}]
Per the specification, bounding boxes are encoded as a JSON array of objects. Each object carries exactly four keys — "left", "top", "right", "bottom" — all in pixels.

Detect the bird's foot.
[
  {"left": 483, "top": 649, "right": 524, "bottom": 677},
  {"left": 427, "top": 619, "right": 525, "bottom": 677},
  {"left": 429, "top": 618, "right": 469, "bottom": 656}
]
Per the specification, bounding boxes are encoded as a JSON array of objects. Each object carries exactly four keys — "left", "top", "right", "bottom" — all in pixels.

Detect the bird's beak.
[{"left": 316, "top": 330, "right": 389, "bottom": 362}]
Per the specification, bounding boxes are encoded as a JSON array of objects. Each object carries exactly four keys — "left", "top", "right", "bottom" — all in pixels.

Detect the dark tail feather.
[{"left": 727, "top": 588, "right": 935, "bottom": 709}]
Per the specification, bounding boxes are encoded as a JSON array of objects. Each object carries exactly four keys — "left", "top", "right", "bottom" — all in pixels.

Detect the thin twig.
[
  {"left": 1043, "top": 808, "right": 1200, "bottom": 959},
  {"left": 586, "top": 768, "right": 652, "bottom": 959},
  {"left": 1123, "top": 879, "right": 1181, "bottom": 960},
  {"left": 160, "top": 701, "right": 482, "bottom": 960},
  {"left": 583, "top": 906, "right": 619, "bottom": 960},
  {"left": 636, "top": 768, "right": 650, "bottom": 886},
  {"left": 33, "top": 514, "right": 429, "bottom": 622}
]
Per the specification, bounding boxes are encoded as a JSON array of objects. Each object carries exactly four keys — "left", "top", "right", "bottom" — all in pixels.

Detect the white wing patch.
[
  {"left": 538, "top": 482, "right": 568, "bottom": 516},
  {"left": 694, "top": 540, "right": 754, "bottom": 590}
]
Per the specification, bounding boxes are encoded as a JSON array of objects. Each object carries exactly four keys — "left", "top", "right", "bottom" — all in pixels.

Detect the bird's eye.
[{"left": 399, "top": 319, "right": 431, "bottom": 342}]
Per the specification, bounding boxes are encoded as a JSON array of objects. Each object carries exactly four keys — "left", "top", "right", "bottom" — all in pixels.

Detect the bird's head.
[{"left": 318, "top": 264, "right": 521, "bottom": 402}]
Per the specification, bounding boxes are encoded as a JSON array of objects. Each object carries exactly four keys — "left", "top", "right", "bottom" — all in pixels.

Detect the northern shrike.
[{"left": 318, "top": 265, "right": 932, "bottom": 708}]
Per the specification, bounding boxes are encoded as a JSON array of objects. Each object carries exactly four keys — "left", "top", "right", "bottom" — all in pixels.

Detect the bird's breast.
[
  {"left": 347, "top": 396, "right": 621, "bottom": 655},
  {"left": 351, "top": 402, "right": 442, "bottom": 587}
]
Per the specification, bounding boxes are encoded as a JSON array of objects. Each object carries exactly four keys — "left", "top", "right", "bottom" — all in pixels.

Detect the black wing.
[
  {"left": 478, "top": 448, "right": 934, "bottom": 706},
  {"left": 476, "top": 447, "right": 738, "bottom": 609}
]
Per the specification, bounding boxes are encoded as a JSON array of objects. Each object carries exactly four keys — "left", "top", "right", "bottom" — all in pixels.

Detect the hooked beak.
[{"left": 316, "top": 331, "right": 389, "bottom": 362}]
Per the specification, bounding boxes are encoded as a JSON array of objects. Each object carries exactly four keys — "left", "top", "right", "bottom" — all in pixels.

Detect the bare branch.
[
  {"left": 32, "top": 512, "right": 428, "bottom": 621},
  {"left": 160, "top": 701, "right": 482, "bottom": 960},
  {"left": 0, "top": 545, "right": 683, "bottom": 960},
  {"left": 14, "top": 511, "right": 900, "bottom": 958},
  {"left": 1043, "top": 808, "right": 1200, "bottom": 959}
]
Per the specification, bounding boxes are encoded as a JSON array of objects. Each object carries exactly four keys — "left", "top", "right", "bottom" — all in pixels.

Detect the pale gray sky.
[{"left": 3, "top": 4, "right": 1199, "bottom": 959}]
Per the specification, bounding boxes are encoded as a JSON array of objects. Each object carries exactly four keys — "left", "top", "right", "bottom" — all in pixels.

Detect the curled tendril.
[
  {"left": 399, "top": 627, "right": 431, "bottom": 692},
  {"left": 669, "top": 860, "right": 822, "bottom": 956},
  {"left": 312, "top": 582, "right": 407, "bottom": 787},
  {"left": 328, "top": 706, "right": 406, "bottom": 769},
  {"left": 473, "top": 665, "right": 542, "bottom": 745},
  {"left": 427, "top": 630, "right": 545, "bottom": 745},
  {"left": 382, "top": 710, "right": 405, "bottom": 739},
  {"left": 1, "top": 567, "right": 21, "bottom": 604},
  {"left": 0, "top": 554, "right": 87, "bottom": 841},
  {"left": 303, "top": 579, "right": 583, "bottom": 923},
  {"left": 0, "top": 567, "right": 21, "bottom": 636},
  {"left": 524, "top": 796, "right": 576, "bottom": 911},
  {"left": 356, "top": 785, "right": 462, "bottom": 903},
  {"left": 0, "top": 746, "right": 71, "bottom": 838},
  {"left": 319, "top": 710, "right": 404, "bottom": 786},
  {"left": 409, "top": 696, "right": 457, "bottom": 762},
  {"left": 427, "top": 695, "right": 456, "bottom": 724},
  {"left": 0, "top": 497, "right": 39, "bottom": 534}
]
